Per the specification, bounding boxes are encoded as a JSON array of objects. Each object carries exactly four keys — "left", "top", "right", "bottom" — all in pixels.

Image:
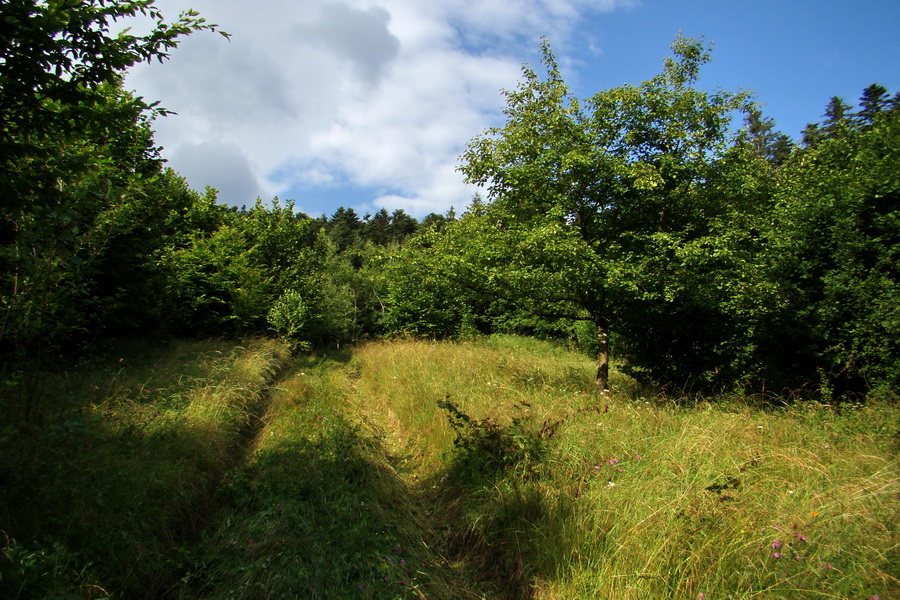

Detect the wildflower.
[
  {"left": 825, "top": 563, "right": 833, "bottom": 570},
  {"left": 699, "top": 594, "right": 706, "bottom": 599},
  {"left": 795, "top": 555, "right": 802, "bottom": 560},
  {"left": 593, "top": 466, "right": 601, "bottom": 470},
  {"left": 607, "top": 481, "right": 616, "bottom": 487},
  {"left": 772, "top": 540, "right": 782, "bottom": 549},
  {"left": 607, "top": 458, "right": 619, "bottom": 466},
  {"left": 773, "top": 552, "right": 783, "bottom": 559},
  {"left": 810, "top": 511, "right": 818, "bottom": 517},
  {"left": 635, "top": 454, "right": 643, "bottom": 460}
]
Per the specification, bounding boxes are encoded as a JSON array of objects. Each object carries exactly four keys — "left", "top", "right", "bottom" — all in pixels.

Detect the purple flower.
[{"left": 772, "top": 540, "right": 782, "bottom": 549}]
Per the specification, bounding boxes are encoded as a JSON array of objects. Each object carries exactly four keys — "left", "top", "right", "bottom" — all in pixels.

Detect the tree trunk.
[{"left": 596, "top": 320, "right": 610, "bottom": 393}]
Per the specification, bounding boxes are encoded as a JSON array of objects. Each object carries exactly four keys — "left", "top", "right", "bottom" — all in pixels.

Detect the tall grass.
[
  {"left": 342, "top": 335, "right": 605, "bottom": 479},
  {"left": 0, "top": 338, "right": 289, "bottom": 599},
  {"left": 2, "top": 335, "right": 896, "bottom": 599},
  {"left": 339, "top": 337, "right": 899, "bottom": 599},
  {"left": 174, "top": 352, "right": 482, "bottom": 600}
]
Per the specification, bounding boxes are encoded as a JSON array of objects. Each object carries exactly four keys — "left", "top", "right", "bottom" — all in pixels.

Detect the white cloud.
[
  {"left": 171, "top": 142, "right": 264, "bottom": 205},
  {"left": 125, "top": 0, "right": 636, "bottom": 216}
]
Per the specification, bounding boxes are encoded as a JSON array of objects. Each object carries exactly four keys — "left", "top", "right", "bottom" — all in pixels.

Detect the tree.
[
  {"left": 0, "top": 0, "right": 226, "bottom": 204},
  {"left": 388, "top": 208, "right": 418, "bottom": 243},
  {"left": 327, "top": 206, "right": 363, "bottom": 253},
  {"left": 761, "top": 103, "right": 900, "bottom": 396},
  {"left": 0, "top": 1, "right": 225, "bottom": 363},
  {"left": 745, "top": 108, "right": 793, "bottom": 165},
  {"left": 856, "top": 83, "right": 890, "bottom": 128},
  {"left": 458, "top": 35, "right": 753, "bottom": 391},
  {"left": 365, "top": 208, "right": 392, "bottom": 246},
  {"left": 803, "top": 96, "right": 853, "bottom": 146}
]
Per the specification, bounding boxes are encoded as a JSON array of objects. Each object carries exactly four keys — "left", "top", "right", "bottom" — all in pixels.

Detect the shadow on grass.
[
  {"left": 423, "top": 399, "right": 581, "bottom": 600},
  {"left": 172, "top": 403, "right": 485, "bottom": 600},
  {"left": 0, "top": 339, "right": 286, "bottom": 600},
  {"left": 0, "top": 409, "right": 230, "bottom": 599}
]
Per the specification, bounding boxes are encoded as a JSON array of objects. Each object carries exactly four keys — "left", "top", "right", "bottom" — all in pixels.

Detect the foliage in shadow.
[{"left": 431, "top": 398, "right": 578, "bottom": 600}]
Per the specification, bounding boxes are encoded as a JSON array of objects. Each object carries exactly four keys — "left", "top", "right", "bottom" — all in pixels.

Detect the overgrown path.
[
  {"left": 3, "top": 337, "right": 896, "bottom": 600},
  {"left": 170, "top": 350, "right": 497, "bottom": 600}
]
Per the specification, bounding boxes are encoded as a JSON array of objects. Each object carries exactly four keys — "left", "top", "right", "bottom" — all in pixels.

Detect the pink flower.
[
  {"left": 698, "top": 594, "right": 706, "bottom": 599},
  {"left": 772, "top": 540, "right": 782, "bottom": 549},
  {"left": 773, "top": 552, "right": 783, "bottom": 559},
  {"left": 607, "top": 458, "right": 619, "bottom": 466}
]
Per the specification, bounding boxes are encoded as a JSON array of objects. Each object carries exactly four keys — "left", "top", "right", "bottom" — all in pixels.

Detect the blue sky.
[{"left": 125, "top": 0, "right": 900, "bottom": 218}]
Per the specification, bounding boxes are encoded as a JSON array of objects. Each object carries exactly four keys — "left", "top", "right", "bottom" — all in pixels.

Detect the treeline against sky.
[{"left": 1, "top": 2, "right": 897, "bottom": 401}]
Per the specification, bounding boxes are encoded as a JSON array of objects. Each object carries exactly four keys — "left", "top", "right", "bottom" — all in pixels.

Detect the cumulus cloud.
[
  {"left": 295, "top": 3, "right": 400, "bottom": 86},
  {"left": 125, "top": 0, "right": 637, "bottom": 216},
  {"left": 171, "top": 142, "right": 264, "bottom": 206}
]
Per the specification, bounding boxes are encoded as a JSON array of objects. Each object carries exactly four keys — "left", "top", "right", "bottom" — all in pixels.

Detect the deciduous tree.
[{"left": 458, "top": 35, "right": 753, "bottom": 391}]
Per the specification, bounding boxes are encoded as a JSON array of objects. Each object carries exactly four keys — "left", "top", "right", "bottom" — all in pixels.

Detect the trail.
[
  {"left": 157, "top": 358, "right": 294, "bottom": 599},
  {"left": 161, "top": 353, "right": 533, "bottom": 600}
]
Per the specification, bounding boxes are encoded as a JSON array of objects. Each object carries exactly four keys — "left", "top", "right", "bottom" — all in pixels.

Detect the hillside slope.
[{"left": 2, "top": 336, "right": 897, "bottom": 599}]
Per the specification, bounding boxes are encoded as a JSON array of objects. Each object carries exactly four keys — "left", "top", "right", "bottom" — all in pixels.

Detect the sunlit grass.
[
  {"left": 335, "top": 337, "right": 899, "bottom": 599},
  {"left": 2, "top": 335, "right": 896, "bottom": 599},
  {"left": 343, "top": 336, "right": 600, "bottom": 480},
  {"left": 178, "top": 354, "right": 477, "bottom": 600}
]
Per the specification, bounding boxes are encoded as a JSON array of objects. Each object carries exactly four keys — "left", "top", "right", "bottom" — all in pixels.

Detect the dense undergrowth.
[{"left": 1, "top": 336, "right": 897, "bottom": 599}]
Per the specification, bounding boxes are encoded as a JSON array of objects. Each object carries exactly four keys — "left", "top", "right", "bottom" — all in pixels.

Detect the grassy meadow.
[{"left": 1, "top": 336, "right": 897, "bottom": 599}]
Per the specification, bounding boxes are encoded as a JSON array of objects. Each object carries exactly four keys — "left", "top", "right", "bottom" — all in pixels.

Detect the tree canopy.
[
  {"left": 1, "top": 4, "right": 896, "bottom": 402},
  {"left": 455, "top": 35, "right": 754, "bottom": 391}
]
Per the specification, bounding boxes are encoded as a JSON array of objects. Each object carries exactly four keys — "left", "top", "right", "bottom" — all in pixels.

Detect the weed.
[{"left": 438, "top": 396, "right": 546, "bottom": 481}]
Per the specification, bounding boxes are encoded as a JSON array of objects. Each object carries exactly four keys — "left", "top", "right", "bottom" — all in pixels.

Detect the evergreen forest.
[{"left": 1, "top": 2, "right": 898, "bottom": 599}]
